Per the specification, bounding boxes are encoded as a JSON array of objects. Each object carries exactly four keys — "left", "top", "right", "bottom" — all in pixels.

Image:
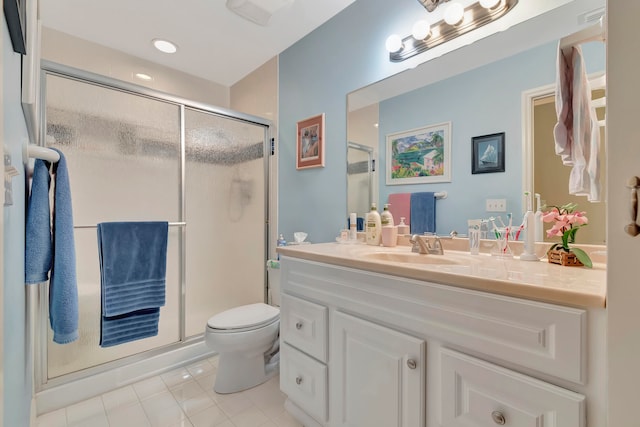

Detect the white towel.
[
  {"left": 553, "top": 44, "right": 601, "bottom": 202},
  {"left": 553, "top": 42, "right": 573, "bottom": 165},
  {"left": 569, "top": 46, "right": 601, "bottom": 202}
]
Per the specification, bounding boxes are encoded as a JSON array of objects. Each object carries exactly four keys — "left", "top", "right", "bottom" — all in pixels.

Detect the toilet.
[{"left": 205, "top": 302, "right": 280, "bottom": 394}]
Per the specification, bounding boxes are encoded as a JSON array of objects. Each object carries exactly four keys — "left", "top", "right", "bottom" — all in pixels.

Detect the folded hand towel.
[
  {"left": 25, "top": 159, "right": 52, "bottom": 284},
  {"left": 410, "top": 192, "right": 436, "bottom": 235},
  {"left": 49, "top": 148, "right": 79, "bottom": 344},
  {"left": 98, "top": 221, "right": 168, "bottom": 347}
]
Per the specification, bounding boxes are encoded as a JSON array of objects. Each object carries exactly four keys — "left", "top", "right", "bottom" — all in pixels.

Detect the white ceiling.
[{"left": 39, "top": 0, "right": 355, "bottom": 87}]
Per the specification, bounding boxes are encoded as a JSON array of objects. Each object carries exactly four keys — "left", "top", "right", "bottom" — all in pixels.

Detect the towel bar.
[
  {"left": 74, "top": 222, "right": 186, "bottom": 229},
  {"left": 27, "top": 145, "right": 60, "bottom": 163}
]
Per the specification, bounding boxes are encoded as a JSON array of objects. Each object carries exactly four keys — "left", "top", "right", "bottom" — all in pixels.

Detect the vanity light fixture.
[
  {"left": 387, "top": 0, "right": 518, "bottom": 62},
  {"left": 152, "top": 38, "right": 178, "bottom": 54}
]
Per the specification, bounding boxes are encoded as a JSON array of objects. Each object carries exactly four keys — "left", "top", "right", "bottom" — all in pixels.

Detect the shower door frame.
[{"left": 32, "top": 61, "right": 273, "bottom": 393}]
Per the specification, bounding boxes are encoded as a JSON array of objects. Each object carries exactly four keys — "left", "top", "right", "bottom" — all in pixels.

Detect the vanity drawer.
[
  {"left": 440, "top": 348, "right": 585, "bottom": 427},
  {"left": 281, "top": 293, "right": 328, "bottom": 362},
  {"left": 281, "top": 342, "right": 328, "bottom": 423}
]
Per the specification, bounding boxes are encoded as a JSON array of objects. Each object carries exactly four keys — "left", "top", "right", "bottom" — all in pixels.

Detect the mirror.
[{"left": 347, "top": 4, "right": 606, "bottom": 244}]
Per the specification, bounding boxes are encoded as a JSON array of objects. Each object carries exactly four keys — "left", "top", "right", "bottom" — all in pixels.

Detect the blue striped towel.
[
  {"left": 100, "top": 308, "right": 160, "bottom": 348},
  {"left": 97, "top": 221, "right": 168, "bottom": 347}
]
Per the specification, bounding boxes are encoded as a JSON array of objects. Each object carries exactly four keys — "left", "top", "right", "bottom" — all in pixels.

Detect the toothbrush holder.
[{"left": 491, "top": 227, "right": 515, "bottom": 258}]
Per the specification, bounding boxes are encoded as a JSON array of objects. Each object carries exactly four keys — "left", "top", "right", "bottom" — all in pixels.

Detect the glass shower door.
[
  {"left": 44, "top": 73, "right": 182, "bottom": 378},
  {"left": 183, "top": 108, "right": 268, "bottom": 337}
]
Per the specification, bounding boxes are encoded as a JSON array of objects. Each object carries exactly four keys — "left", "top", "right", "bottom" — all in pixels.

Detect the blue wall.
[
  {"left": 3, "top": 19, "right": 32, "bottom": 426},
  {"left": 279, "top": 0, "right": 604, "bottom": 242},
  {"left": 278, "top": 0, "right": 429, "bottom": 243}
]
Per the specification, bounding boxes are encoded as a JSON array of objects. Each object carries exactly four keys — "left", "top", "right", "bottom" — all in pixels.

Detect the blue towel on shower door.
[
  {"left": 49, "top": 148, "right": 80, "bottom": 344},
  {"left": 410, "top": 192, "right": 436, "bottom": 235},
  {"left": 25, "top": 159, "right": 53, "bottom": 284},
  {"left": 98, "top": 221, "right": 168, "bottom": 347}
]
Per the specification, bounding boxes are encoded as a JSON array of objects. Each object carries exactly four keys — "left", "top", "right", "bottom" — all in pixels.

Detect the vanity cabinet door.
[
  {"left": 441, "top": 348, "right": 585, "bottom": 427},
  {"left": 331, "top": 311, "right": 425, "bottom": 427}
]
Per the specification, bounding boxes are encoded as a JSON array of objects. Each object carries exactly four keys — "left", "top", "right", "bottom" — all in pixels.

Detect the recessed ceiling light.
[
  {"left": 152, "top": 39, "right": 178, "bottom": 54},
  {"left": 135, "top": 73, "right": 153, "bottom": 81}
]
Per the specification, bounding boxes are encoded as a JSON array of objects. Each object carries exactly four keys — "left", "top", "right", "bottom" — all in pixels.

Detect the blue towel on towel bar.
[
  {"left": 26, "top": 150, "right": 79, "bottom": 344},
  {"left": 100, "top": 308, "right": 160, "bottom": 348},
  {"left": 410, "top": 192, "right": 436, "bottom": 235},
  {"left": 25, "top": 159, "right": 53, "bottom": 284},
  {"left": 98, "top": 221, "right": 168, "bottom": 347}
]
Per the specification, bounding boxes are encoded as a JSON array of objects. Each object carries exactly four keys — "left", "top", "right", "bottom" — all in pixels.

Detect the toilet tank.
[{"left": 266, "top": 260, "right": 281, "bottom": 306}]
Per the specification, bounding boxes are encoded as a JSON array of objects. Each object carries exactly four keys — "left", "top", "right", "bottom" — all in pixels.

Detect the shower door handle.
[{"left": 626, "top": 176, "right": 640, "bottom": 236}]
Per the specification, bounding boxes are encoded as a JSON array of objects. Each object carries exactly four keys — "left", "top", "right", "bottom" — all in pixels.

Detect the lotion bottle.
[
  {"left": 365, "top": 203, "right": 381, "bottom": 246},
  {"left": 520, "top": 192, "right": 539, "bottom": 261},
  {"left": 381, "top": 204, "right": 394, "bottom": 227},
  {"left": 534, "top": 193, "right": 544, "bottom": 242}
]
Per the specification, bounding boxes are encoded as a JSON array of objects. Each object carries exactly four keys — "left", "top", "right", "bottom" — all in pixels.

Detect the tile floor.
[{"left": 36, "top": 356, "right": 303, "bottom": 427}]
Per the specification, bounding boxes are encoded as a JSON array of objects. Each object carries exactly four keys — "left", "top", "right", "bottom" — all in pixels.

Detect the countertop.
[{"left": 276, "top": 241, "right": 607, "bottom": 308}]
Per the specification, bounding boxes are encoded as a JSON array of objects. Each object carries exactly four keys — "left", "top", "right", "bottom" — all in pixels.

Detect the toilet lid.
[{"left": 207, "top": 303, "right": 280, "bottom": 330}]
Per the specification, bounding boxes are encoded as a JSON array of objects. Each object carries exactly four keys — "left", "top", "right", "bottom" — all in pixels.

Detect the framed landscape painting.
[{"left": 386, "top": 122, "right": 451, "bottom": 185}]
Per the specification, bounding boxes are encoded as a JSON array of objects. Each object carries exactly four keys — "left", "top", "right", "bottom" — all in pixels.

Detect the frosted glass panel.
[
  {"left": 45, "top": 74, "right": 181, "bottom": 377},
  {"left": 184, "top": 108, "right": 267, "bottom": 337}
]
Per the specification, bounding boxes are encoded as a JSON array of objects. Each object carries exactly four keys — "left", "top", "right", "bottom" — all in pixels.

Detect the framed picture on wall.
[
  {"left": 296, "top": 113, "right": 325, "bottom": 169},
  {"left": 386, "top": 122, "right": 452, "bottom": 185},
  {"left": 472, "top": 132, "right": 505, "bottom": 174}
]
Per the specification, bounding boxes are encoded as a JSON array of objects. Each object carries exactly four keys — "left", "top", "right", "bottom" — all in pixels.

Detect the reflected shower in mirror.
[
  {"left": 347, "top": 142, "right": 374, "bottom": 229},
  {"left": 347, "top": 22, "right": 606, "bottom": 243}
]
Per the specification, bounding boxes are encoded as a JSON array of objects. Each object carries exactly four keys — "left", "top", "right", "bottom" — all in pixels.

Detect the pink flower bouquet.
[{"left": 542, "top": 202, "right": 592, "bottom": 268}]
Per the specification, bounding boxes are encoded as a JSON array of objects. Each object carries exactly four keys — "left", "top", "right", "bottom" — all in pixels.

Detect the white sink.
[{"left": 363, "top": 251, "right": 463, "bottom": 265}]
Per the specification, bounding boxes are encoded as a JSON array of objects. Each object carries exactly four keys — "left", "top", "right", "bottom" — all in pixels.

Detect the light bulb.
[
  {"left": 152, "top": 39, "right": 178, "bottom": 54},
  {"left": 444, "top": 2, "right": 464, "bottom": 25},
  {"left": 479, "top": 0, "right": 500, "bottom": 8},
  {"left": 385, "top": 34, "right": 403, "bottom": 53},
  {"left": 412, "top": 20, "right": 431, "bottom": 40}
]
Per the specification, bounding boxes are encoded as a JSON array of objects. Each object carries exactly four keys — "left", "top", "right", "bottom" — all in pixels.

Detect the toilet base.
[{"left": 214, "top": 351, "right": 279, "bottom": 394}]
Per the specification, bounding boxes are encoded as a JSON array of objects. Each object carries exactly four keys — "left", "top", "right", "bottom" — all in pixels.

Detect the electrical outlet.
[{"left": 486, "top": 198, "right": 507, "bottom": 212}]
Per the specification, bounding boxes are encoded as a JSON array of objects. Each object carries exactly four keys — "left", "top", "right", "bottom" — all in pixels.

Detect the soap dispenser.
[
  {"left": 397, "top": 217, "right": 410, "bottom": 235},
  {"left": 381, "top": 204, "right": 394, "bottom": 227},
  {"left": 365, "top": 203, "right": 382, "bottom": 246}
]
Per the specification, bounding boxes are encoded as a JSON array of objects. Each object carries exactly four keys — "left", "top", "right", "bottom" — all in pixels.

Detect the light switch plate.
[{"left": 486, "top": 198, "right": 506, "bottom": 212}]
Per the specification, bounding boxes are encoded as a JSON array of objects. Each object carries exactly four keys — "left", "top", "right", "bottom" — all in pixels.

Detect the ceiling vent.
[{"left": 226, "top": 0, "right": 294, "bottom": 26}]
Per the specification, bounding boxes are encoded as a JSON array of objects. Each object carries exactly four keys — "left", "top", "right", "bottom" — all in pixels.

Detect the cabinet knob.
[
  {"left": 295, "top": 376, "right": 303, "bottom": 385},
  {"left": 295, "top": 321, "right": 303, "bottom": 330},
  {"left": 406, "top": 359, "right": 417, "bottom": 369},
  {"left": 491, "top": 411, "right": 506, "bottom": 425}
]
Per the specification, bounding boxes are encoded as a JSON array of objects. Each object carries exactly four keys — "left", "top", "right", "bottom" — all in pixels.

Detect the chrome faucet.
[{"left": 410, "top": 234, "right": 444, "bottom": 255}]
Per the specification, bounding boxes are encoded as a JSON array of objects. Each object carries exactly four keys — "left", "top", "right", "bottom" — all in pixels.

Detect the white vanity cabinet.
[
  {"left": 332, "top": 311, "right": 425, "bottom": 427},
  {"left": 279, "top": 256, "right": 604, "bottom": 427}
]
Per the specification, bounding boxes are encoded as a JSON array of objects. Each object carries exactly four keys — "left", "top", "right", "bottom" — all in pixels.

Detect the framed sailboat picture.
[{"left": 472, "top": 132, "right": 505, "bottom": 174}]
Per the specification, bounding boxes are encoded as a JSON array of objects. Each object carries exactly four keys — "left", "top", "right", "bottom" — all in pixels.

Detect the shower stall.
[{"left": 32, "top": 62, "right": 272, "bottom": 408}]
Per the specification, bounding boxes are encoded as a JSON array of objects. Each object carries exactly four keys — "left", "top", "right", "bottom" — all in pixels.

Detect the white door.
[
  {"left": 606, "top": 1, "right": 640, "bottom": 426},
  {"left": 331, "top": 311, "right": 425, "bottom": 427}
]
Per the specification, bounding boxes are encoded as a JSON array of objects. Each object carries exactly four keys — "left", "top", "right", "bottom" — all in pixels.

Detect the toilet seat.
[{"left": 207, "top": 303, "right": 279, "bottom": 333}]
